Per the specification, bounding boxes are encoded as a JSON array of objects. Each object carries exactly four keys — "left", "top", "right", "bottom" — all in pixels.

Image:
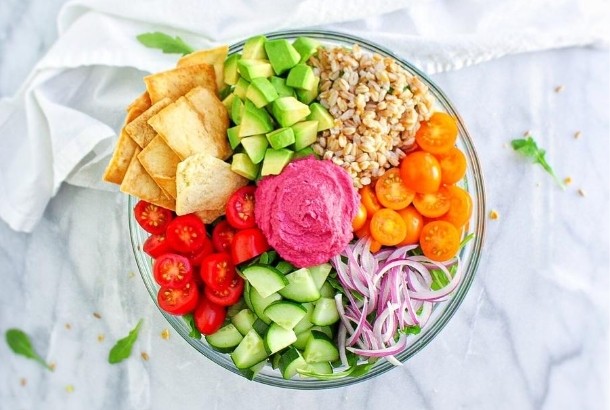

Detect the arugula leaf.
[
  {"left": 511, "top": 136, "right": 564, "bottom": 187},
  {"left": 136, "top": 32, "right": 194, "bottom": 55},
  {"left": 459, "top": 233, "right": 475, "bottom": 250},
  {"left": 108, "top": 319, "right": 143, "bottom": 364},
  {"left": 5, "top": 329, "right": 53, "bottom": 371},
  {"left": 183, "top": 314, "right": 202, "bottom": 339},
  {"left": 401, "top": 325, "right": 421, "bottom": 335},
  {"left": 297, "top": 362, "right": 376, "bottom": 380},
  {"left": 430, "top": 264, "right": 457, "bottom": 290}
]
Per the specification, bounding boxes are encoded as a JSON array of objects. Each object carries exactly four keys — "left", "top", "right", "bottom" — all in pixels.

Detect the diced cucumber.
[
  {"left": 309, "top": 263, "right": 332, "bottom": 289},
  {"left": 264, "top": 301, "right": 307, "bottom": 330},
  {"left": 279, "top": 347, "right": 308, "bottom": 379},
  {"left": 271, "top": 352, "right": 282, "bottom": 370},
  {"left": 227, "top": 299, "right": 246, "bottom": 318},
  {"left": 311, "top": 297, "right": 340, "bottom": 326},
  {"left": 264, "top": 323, "right": 297, "bottom": 354},
  {"left": 292, "top": 302, "right": 315, "bottom": 334},
  {"left": 319, "top": 281, "right": 335, "bottom": 298},
  {"left": 249, "top": 286, "right": 282, "bottom": 324},
  {"left": 303, "top": 330, "right": 339, "bottom": 363},
  {"left": 293, "top": 329, "right": 312, "bottom": 350},
  {"left": 230, "top": 329, "right": 268, "bottom": 369},
  {"left": 311, "top": 325, "right": 333, "bottom": 339},
  {"left": 305, "top": 361, "right": 333, "bottom": 375},
  {"left": 243, "top": 280, "right": 253, "bottom": 311},
  {"left": 275, "top": 261, "right": 295, "bottom": 274},
  {"left": 252, "top": 318, "right": 270, "bottom": 336},
  {"left": 279, "top": 268, "right": 321, "bottom": 302},
  {"left": 205, "top": 324, "right": 243, "bottom": 353},
  {"left": 231, "top": 308, "right": 257, "bottom": 336},
  {"left": 242, "top": 264, "right": 288, "bottom": 298},
  {"left": 239, "top": 360, "right": 266, "bottom": 380}
]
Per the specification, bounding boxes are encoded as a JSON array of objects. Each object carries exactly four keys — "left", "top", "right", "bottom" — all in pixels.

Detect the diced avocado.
[
  {"left": 307, "top": 102, "right": 334, "bottom": 131},
  {"left": 241, "top": 135, "right": 269, "bottom": 164},
  {"left": 237, "top": 59, "right": 274, "bottom": 82},
  {"left": 264, "top": 39, "right": 301, "bottom": 75},
  {"left": 227, "top": 125, "right": 241, "bottom": 150},
  {"left": 234, "top": 77, "right": 250, "bottom": 100},
  {"left": 271, "top": 97, "right": 311, "bottom": 128},
  {"left": 270, "top": 76, "right": 295, "bottom": 97},
  {"left": 246, "top": 78, "right": 279, "bottom": 108},
  {"left": 261, "top": 148, "right": 294, "bottom": 176},
  {"left": 222, "top": 93, "right": 236, "bottom": 111},
  {"left": 293, "top": 146, "right": 316, "bottom": 160},
  {"left": 242, "top": 35, "right": 268, "bottom": 60},
  {"left": 231, "top": 96, "right": 244, "bottom": 125},
  {"left": 286, "top": 64, "right": 316, "bottom": 91},
  {"left": 295, "top": 76, "right": 319, "bottom": 105},
  {"left": 239, "top": 100, "right": 274, "bottom": 137},
  {"left": 266, "top": 127, "right": 295, "bottom": 150},
  {"left": 292, "top": 37, "right": 321, "bottom": 63},
  {"left": 224, "top": 54, "right": 241, "bottom": 86},
  {"left": 291, "top": 120, "right": 319, "bottom": 151},
  {"left": 231, "top": 153, "right": 260, "bottom": 180},
  {"left": 219, "top": 86, "right": 232, "bottom": 101}
]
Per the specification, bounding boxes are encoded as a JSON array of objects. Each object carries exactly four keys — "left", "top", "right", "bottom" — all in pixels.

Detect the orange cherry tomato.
[
  {"left": 420, "top": 220, "right": 460, "bottom": 262},
  {"left": 375, "top": 169, "right": 415, "bottom": 210},
  {"left": 438, "top": 147, "right": 467, "bottom": 185},
  {"left": 360, "top": 185, "right": 382, "bottom": 215},
  {"left": 399, "top": 151, "right": 442, "bottom": 194},
  {"left": 413, "top": 186, "right": 452, "bottom": 218},
  {"left": 397, "top": 206, "right": 424, "bottom": 246},
  {"left": 370, "top": 209, "right": 407, "bottom": 246},
  {"left": 352, "top": 203, "right": 368, "bottom": 231},
  {"left": 441, "top": 185, "right": 473, "bottom": 228},
  {"left": 354, "top": 220, "right": 371, "bottom": 239},
  {"left": 370, "top": 240, "right": 382, "bottom": 253},
  {"left": 415, "top": 112, "right": 458, "bottom": 155}
]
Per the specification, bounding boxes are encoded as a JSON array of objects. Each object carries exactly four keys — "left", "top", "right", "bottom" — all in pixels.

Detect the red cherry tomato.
[
  {"left": 166, "top": 214, "right": 207, "bottom": 253},
  {"left": 231, "top": 228, "right": 270, "bottom": 265},
  {"left": 204, "top": 276, "right": 244, "bottom": 306},
  {"left": 157, "top": 281, "right": 199, "bottom": 315},
  {"left": 143, "top": 234, "right": 172, "bottom": 259},
  {"left": 212, "top": 220, "right": 236, "bottom": 253},
  {"left": 153, "top": 253, "right": 192, "bottom": 287},
  {"left": 134, "top": 200, "right": 173, "bottom": 235},
  {"left": 200, "top": 253, "right": 236, "bottom": 291},
  {"left": 185, "top": 235, "right": 214, "bottom": 266},
  {"left": 226, "top": 186, "right": 257, "bottom": 229},
  {"left": 194, "top": 297, "right": 226, "bottom": 335}
]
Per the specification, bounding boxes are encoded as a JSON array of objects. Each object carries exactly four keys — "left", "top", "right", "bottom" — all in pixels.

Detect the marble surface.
[{"left": 1, "top": 1, "right": 609, "bottom": 409}]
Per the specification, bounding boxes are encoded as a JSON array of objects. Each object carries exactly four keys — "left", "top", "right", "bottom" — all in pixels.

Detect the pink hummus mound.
[{"left": 255, "top": 157, "right": 360, "bottom": 268}]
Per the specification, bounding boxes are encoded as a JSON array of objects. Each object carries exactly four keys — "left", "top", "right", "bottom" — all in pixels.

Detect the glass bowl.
[{"left": 129, "top": 29, "right": 486, "bottom": 389}]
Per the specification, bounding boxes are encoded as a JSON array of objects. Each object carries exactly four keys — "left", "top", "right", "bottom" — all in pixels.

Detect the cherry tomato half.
[
  {"left": 134, "top": 200, "right": 173, "bottom": 235},
  {"left": 354, "top": 220, "right": 371, "bottom": 239},
  {"left": 226, "top": 186, "right": 257, "bottom": 229},
  {"left": 194, "top": 297, "right": 226, "bottom": 335},
  {"left": 153, "top": 253, "right": 193, "bottom": 288},
  {"left": 375, "top": 169, "right": 415, "bottom": 210},
  {"left": 157, "top": 281, "right": 199, "bottom": 315},
  {"left": 397, "top": 206, "right": 424, "bottom": 246},
  {"left": 413, "top": 186, "right": 452, "bottom": 218},
  {"left": 359, "top": 185, "right": 382, "bottom": 216},
  {"left": 200, "top": 253, "right": 236, "bottom": 291},
  {"left": 415, "top": 112, "right": 458, "bottom": 155},
  {"left": 143, "top": 234, "right": 172, "bottom": 259},
  {"left": 438, "top": 147, "right": 467, "bottom": 185},
  {"left": 231, "top": 228, "right": 270, "bottom": 265},
  {"left": 166, "top": 214, "right": 207, "bottom": 253},
  {"left": 204, "top": 276, "right": 244, "bottom": 306},
  {"left": 441, "top": 185, "right": 473, "bottom": 228},
  {"left": 212, "top": 220, "right": 236, "bottom": 253},
  {"left": 370, "top": 208, "right": 407, "bottom": 246},
  {"left": 400, "top": 151, "right": 442, "bottom": 194},
  {"left": 419, "top": 221, "right": 460, "bottom": 262},
  {"left": 185, "top": 236, "right": 214, "bottom": 266},
  {"left": 352, "top": 203, "right": 368, "bottom": 231}
]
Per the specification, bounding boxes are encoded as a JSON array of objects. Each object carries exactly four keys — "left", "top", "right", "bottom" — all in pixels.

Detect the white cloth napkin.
[{"left": 0, "top": 0, "right": 607, "bottom": 232}]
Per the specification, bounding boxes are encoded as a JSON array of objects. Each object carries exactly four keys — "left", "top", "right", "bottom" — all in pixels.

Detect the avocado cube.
[
  {"left": 234, "top": 77, "right": 250, "bottom": 100},
  {"left": 227, "top": 125, "right": 242, "bottom": 150},
  {"left": 222, "top": 93, "right": 236, "bottom": 111},
  {"left": 239, "top": 100, "right": 274, "bottom": 137},
  {"left": 261, "top": 148, "right": 294, "bottom": 176},
  {"left": 291, "top": 120, "right": 319, "bottom": 151},
  {"left": 219, "top": 86, "right": 233, "bottom": 101},
  {"left": 266, "top": 127, "right": 295, "bottom": 150},
  {"left": 264, "top": 39, "right": 301, "bottom": 75},
  {"left": 237, "top": 59, "right": 274, "bottom": 82},
  {"left": 293, "top": 146, "right": 317, "bottom": 159},
  {"left": 241, "top": 135, "right": 269, "bottom": 164},
  {"left": 224, "top": 54, "right": 241, "bottom": 86},
  {"left": 295, "top": 76, "right": 319, "bottom": 104},
  {"left": 271, "top": 97, "right": 311, "bottom": 128},
  {"left": 231, "top": 96, "right": 244, "bottom": 125},
  {"left": 242, "top": 35, "right": 268, "bottom": 60},
  {"left": 232, "top": 153, "right": 260, "bottom": 180},
  {"left": 246, "top": 78, "right": 279, "bottom": 108},
  {"left": 270, "top": 76, "right": 295, "bottom": 97},
  {"left": 292, "top": 37, "right": 321, "bottom": 63},
  {"left": 286, "top": 64, "right": 316, "bottom": 91},
  {"left": 307, "top": 103, "right": 334, "bottom": 131}
]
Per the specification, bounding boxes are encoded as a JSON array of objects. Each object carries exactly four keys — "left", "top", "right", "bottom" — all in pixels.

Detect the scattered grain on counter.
[
  {"left": 97, "top": 334, "right": 105, "bottom": 343},
  {"left": 574, "top": 131, "right": 582, "bottom": 139},
  {"left": 554, "top": 85, "right": 565, "bottom": 93},
  {"left": 141, "top": 352, "right": 150, "bottom": 361},
  {"left": 489, "top": 210, "right": 500, "bottom": 220},
  {"left": 93, "top": 312, "right": 102, "bottom": 319},
  {"left": 161, "top": 328, "right": 170, "bottom": 340},
  {"left": 49, "top": 362, "right": 56, "bottom": 371},
  {"left": 65, "top": 385, "right": 74, "bottom": 393},
  {"left": 20, "top": 378, "right": 27, "bottom": 387},
  {"left": 128, "top": 271, "right": 136, "bottom": 278},
  {"left": 578, "top": 188, "right": 586, "bottom": 197},
  {"left": 64, "top": 323, "right": 72, "bottom": 330},
  {"left": 523, "top": 130, "right": 531, "bottom": 136},
  {"left": 564, "top": 177, "right": 572, "bottom": 185}
]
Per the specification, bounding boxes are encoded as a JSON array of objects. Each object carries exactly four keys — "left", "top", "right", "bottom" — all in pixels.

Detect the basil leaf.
[
  {"left": 136, "top": 32, "right": 194, "bottom": 55},
  {"left": 401, "top": 325, "right": 421, "bottom": 335},
  {"left": 108, "top": 319, "right": 143, "bottom": 364},
  {"left": 5, "top": 329, "right": 52, "bottom": 371},
  {"left": 183, "top": 314, "right": 202, "bottom": 339},
  {"left": 511, "top": 136, "right": 564, "bottom": 187}
]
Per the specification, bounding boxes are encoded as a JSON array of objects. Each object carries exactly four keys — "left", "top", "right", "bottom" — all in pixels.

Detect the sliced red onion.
[
  {"left": 337, "top": 324, "right": 349, "bottom": 368},
  {"left": 347, "top": 334, "right": 407, "bottom": 357},
  {"left": 346, "top": 297, "right": 369, "bottom": 347}
]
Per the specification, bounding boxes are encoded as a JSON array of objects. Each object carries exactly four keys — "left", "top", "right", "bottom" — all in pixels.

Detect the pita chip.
[
  {"left": 195, "top": 208, "right": 225, "bottom": 224},
  {"left": 102, "top": 129, "right": 139, "bottom": 185},
  {"left": 177, "top": 45, "right": 228, "bottom": 90},
  {"left": 126, "top": 92, "right": 151, "bottom": 119},
  {"left": 144, "top": 64, "right": 216, "bottom": 104},
  {"left": 124, "top": 97, "right": 172, "bottom": 148},
  {"left": 137, "top": 135, "right": 180, "bottom": 199},
  {"left": 184, "top": 86, "right": 231, "bottom": 158}
]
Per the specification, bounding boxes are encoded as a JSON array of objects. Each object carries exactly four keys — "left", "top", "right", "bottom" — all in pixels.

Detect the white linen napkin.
[{"left": 0, "top": 0, "right": 607, "bottom": 232}]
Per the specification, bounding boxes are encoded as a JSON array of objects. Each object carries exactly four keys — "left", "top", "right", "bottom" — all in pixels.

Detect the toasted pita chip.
[
  {"left": 120, "top": 148, "right": 175, "bottom": 211},
  {"left": 102, "top": 128, "right": 139, "bottom": 185},
  {"left": 126, "top": 92, "right": 151, "bottom": 119},
  {"left": 137, "top": 135, "right": 180, "bottom": 198},
  {"left": 149, "top": 96, "right": 230, "bottom": 160},
  {"left": 176, "top": 153, "right": 247, "bottom": 215},
  {"left": 124, "top": 98, "right": 172, "bottom": 148},
  {"left": 144, "top": 64, "right": 216, "bottom": 104},
  {"left": 184, "top": 87, "right": 231, "bottom": 159},
  {"left": 195, "top": 208, "right": 225, "bottom": 224},
  {"left": 177, "top": 45, "right": 228, "bottom": 90}
]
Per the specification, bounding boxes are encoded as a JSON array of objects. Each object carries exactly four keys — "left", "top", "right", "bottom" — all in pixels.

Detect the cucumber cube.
[
  {"left": 264, "top": 39, "right": 301, "bottom": 75},
  {"left": 279, "top": 347, "right": 308, "bottom": 379},
  {"left": 237, "top": 59, "right": 274, "bottom": 82},
  {"left": 310, "top": 297, "right": 340, "bottom": 326},
  {"left": 303, "top": 330, "right": 339, "bottom": 363},
  {"left": 246, "top": 77, "right": 279, "bottom": 108},
  {"left": 241, "top": 135, "right": 269, "bottom": 164},
  {"left": 264, "top": 323, "right": 297, "bottom": 354},
  {"left": 309, "top": 263, "right": 332, "bottom": 289},
  {"left": 242, "top": 264, "right": 288, "bottom": 298},
  {"left": 292, "top": 37, "right": 321, "bottom": 63},
  {"left": 242, "top": 35, "right": 268, "bottom": 60},
  {"left": 266, "top": 127, "right": 295, "bottom": 150},
  {"left": 286, "top": 64, "right": 316, "bottom": 91},
  {"left": 264, "top": 301, "right": 307, "bottom": 330},
  {"left": 270, "top": 76, "right": 295, "bottom": 97},
  {"left": 231, "top": 309, "right": 258, "bottom": 336},
  {"left": 230, "top": 329, "right": 268, "bottom": 369},
  {"left": 307, "top": 102, "right": 334, "bottom": 131},
  {"left": 291, "top": 120, "right": 319, "bottom": 151},
  {"left": 224, "top": 54, "right": 241, "bottom": 85},
  {"left": 271, "top": 96, "right": 311, "bottom": 127},
  {"left": 279, "top": 268, "right": 321, "bottom": 303},
  {"left": 205, "top": 324, "right": 243, "bottom": 353},
  {"left": 231, "top": 153, "right": 260, "bottom": 180}
]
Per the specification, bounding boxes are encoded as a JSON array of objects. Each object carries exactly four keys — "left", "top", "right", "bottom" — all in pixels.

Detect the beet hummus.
[{"left": 255, "top": 157, "right": 359, "bottom": 268}]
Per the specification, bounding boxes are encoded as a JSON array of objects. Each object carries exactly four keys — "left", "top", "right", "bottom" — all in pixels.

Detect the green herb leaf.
[
  {"left": 297, "top": 362, "right": 375, "bottom": 380},
  {"left": 511, "top": 136, "right": 564, "bottom": 187},
  {"left": 430, "top": 264, "right": 457, "bottom": 291},
  {"left": 5, "top": 329, "right": 53, "bottom": 371},
  {"left": 401, "top": 325, "right": 421, "bottom": 335},
  {"left": 459, "top": 233, "right": 475, "bottom": 250},
  {"left": 326, "top": 274, "right": 345, "bottom": 295},
  {"left": 183, "top": 314, "right": 202, "bottom": 339},
  {"left": 136, "top": 32, "right": 194, "bottom": 55},
  {"left": 108, "top": 319, "right": 143, "bottom": 364}
]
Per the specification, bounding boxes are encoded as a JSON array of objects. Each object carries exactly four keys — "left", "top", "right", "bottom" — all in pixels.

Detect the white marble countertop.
[{"left": 1, "top": 1, "right": 609, "bottom": 409}]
